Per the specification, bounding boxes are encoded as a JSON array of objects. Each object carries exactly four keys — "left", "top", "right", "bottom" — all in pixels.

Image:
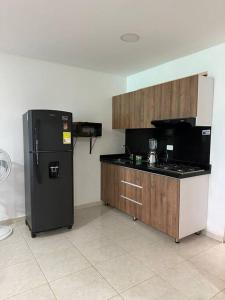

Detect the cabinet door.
[
  {"left": 101, "top": 163, "right": 120, "bottom": 207},
  {"left": 144, "top": 82, "right": 173, "bottom": 122},
  {"left": 159, "top": 82, "right": 172, "bottom": 120},
  {"left": 143, "top": 87, "right": 155, "bottom": 128},
  {"left": 112, "top": 93, "right": 131, "bottom": 129},
  {"left": 130, "top": 90, "right": 144, "bottom": 128},
  {"left": 141, "top": 172, "right": 152, "bottom": 225},
  {"left": 112, "top": 95, "right": 121, "bottom": 129},
  {"left": 119, "top": 167, "right": 143, "bottom": 219},
  {"left": 113, "top": 91, "right": 144, "bottom": 129},
  {"left": 113, "top": 74, "right": 199, "bottom": 129},
  {"left": 150, "top": 174, "right": 179, "bottom": 238},
  {"left": 172, "top": 75, "right": 198, "bottom": 118}
]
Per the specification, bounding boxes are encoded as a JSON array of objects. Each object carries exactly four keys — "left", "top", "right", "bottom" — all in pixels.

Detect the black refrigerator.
[{"left": 23, "top": 110, "right": 74, "bottom": 237}]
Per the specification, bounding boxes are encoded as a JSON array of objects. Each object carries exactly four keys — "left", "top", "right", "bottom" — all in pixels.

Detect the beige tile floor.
[{"left": 0, "top": 205, "right": 225, "bottom": 300}]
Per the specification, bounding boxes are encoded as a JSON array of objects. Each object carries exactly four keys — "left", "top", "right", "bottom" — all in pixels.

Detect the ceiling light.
[{"left": 120, "top": 33, "right": 140, "bottom": 43}]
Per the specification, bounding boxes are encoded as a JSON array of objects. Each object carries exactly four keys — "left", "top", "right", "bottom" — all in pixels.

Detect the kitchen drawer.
[
  {"left": 119, "top": 194, "right": 142, "bottom": 220},
  {"left": 120, "top": 167, "right": 143, "bottom": 186},
  {"left": 120, "top": 167, "right": 143, "bottom": 204},
  {"left": 119, "top": 167, "right": 143, "bottom": 219}
]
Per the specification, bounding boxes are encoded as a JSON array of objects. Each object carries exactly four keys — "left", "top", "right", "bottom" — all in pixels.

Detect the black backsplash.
[{"left": 125, "top": 126, "right": 211, "bottom": 166}]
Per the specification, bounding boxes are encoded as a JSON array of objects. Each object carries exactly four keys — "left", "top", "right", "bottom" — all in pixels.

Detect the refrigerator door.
[
  {"left": 28, "top": 110, "right": 73, "bottom": 152},
  {"left": 30, "top": 151, "right": 74, "bottom": 232}
]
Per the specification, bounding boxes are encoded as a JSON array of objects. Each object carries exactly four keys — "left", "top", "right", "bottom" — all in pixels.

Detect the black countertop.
[{"left": 100, "top": 154, "right": 211, "bottom": 179}]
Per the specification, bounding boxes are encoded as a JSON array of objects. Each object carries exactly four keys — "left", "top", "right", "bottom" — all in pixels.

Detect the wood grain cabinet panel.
[
  {"left": 112, "top": 94, "right": 130, "bottom": 129},
  {"left": 101, "top": 162, "right": 120, "bottom": 208},
  {"left": 141, "top": 171, "right": 152, "bottom": 225},
  {"left": 112, "top": 74, "right": 202, "bottom": 129},
  {"left": 101, "top": 163, "right": 179, "bottom": 238},
  {"left": 130, "top": 90, "right": 144, "bottom": 128},
  {"left": 112, "top": 95, "right": 120, "bottom": 129},
  {"left": 143, "top": 87, "right": 157, "bottom": 127},
  {"left": 149, "top": 174, "right": 179, "bottom": 238},
  {"left": 101, "top": 163, "right": 209, "bottom": 240},
  {"left": 119, "top": 167, "right": 143, "bottom": 219},
  {"left": 113, "top": 90, "right": 145, "bottom": 129},
  {"left": 101, "top": 162, "right": 113, "bottom": 205},
  {"left": 178, "top": 75, "right": 198, "bottom": 118},
  {"left": 159, "top": 82, "right": 172, "bottom": 120}
]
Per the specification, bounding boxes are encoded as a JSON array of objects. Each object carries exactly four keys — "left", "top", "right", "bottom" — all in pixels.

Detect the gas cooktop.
[{"left": 150, "top": 163, "right": 205, "bottom": 174}]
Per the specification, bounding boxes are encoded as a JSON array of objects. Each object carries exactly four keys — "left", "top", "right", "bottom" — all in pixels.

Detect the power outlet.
[{"left": 166, "top": 144, "right": 174, "bottom": 151}]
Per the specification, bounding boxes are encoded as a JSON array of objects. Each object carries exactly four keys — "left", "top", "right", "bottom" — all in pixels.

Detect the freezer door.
[
  {"left": 30, "top": 151, "right": 74, "bottom": 232},
  {"left": 29, "top": 110, "right": 73, "bottom": 152}
]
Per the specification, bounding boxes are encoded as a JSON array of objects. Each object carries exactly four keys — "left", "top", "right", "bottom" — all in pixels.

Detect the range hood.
[{"left": 151, "top": 118, "right": 196, "bottom": 128}]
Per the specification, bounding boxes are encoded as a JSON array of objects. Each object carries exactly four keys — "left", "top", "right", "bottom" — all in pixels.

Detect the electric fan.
[{"left": 0, "top": 149, "right": 13, "bottom": 240}]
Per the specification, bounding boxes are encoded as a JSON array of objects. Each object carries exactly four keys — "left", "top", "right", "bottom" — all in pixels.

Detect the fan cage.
[{"left": 0, "top": 150, "right": 11, "bottom": 182}]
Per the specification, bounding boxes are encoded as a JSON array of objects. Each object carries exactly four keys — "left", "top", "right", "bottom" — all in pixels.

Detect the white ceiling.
[{"left": 1, "top": 0, "right": 225, "bottom": 75}]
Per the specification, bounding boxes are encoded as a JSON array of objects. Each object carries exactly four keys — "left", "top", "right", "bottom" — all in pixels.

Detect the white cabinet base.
[{"left": 179, "top": 175, "right": 209, "bottom": 239}]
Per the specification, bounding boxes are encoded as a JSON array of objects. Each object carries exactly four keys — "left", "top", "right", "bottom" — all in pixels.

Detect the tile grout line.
[
  {"left": 64, "top": 234, "right": 160, "bottom": 297},
  {"left": 63, "top": 233, "right": 121, "bottom": 297},
  {"left": 13, "top": 210, "right": 225, "bottom": 300},
  {"left": 2, "top": 283, "right": 51, "bottom": 300},
  {"left": 209, "top": 287, "right": 225, "bottom": 299},
  {"left": 122, "top": 238, "right": 214, "bottom": 299},
  {"left": 0, "top": 226, "right": 56, "bottom": 300},
  {"left": 186, "top": 241, "right": 223, "bottom": 262},
  {"left": 19, "top": 216, "right": 126, "bottom": 296},
  {"left": 153, "top": 255, "right": 225, "bottom": 300},
  {"left": 63, "top": 215, "right": 188, "bottom": 297},
  {"left": 18, "top": 225, "right": 58, "bottom": 300}
]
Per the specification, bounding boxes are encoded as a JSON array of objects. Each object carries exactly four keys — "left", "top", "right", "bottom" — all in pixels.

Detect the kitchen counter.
[{"left": 100, "top": 154, "right": 211, "bottom": 179}]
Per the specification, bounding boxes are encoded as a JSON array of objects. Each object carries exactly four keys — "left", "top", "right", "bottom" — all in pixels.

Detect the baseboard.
[
  {"left": 203, "top": 229, "right": 225, "bottom": 242},
  {"left": 75, "top": 201, "right": 103, "bottom": 210},
  {"left": 2, "top": 208, "right": 224, "bottom": 243},
  {"left": 0, "top": 216, "right": 25, "bottom": 226},
  {"left": 0, "top": 201, "right": 104, "bottom": 225}
]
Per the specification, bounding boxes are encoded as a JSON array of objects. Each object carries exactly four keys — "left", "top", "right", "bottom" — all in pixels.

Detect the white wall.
[
  {"left": 127, "top": 42, "right": 225, "bottom": 240},
  {"left": 0, "top": 52, "right": 126, "bottom": 220}
]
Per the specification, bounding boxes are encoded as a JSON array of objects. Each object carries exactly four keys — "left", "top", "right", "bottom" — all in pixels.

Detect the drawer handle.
[
  {"left": 121, "top": 180, "right": 143, "bottom": 189},
  {"left": 120, "top": 195, "right": 143, "bottom": 206}
]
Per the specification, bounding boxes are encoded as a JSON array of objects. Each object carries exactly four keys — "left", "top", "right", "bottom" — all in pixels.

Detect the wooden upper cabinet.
[
  {"left": 112, "top": 74, "right": 211, "bottom": 129},
  {"left": 112, "top": 93, "right": 130, "bottom": 129},
  {"left": 112, "top": 90, "right": 144, "bottom": 129},
  {"left": 159, "top": 81, "right": 173, "bottom": 120},
  {"left": 143, "top": 87, "right": 155, "bottom": 128},
  {"left": 177, "top": 75, "right": 198, "bottom": 118},
  {"left": 130, "top": 90, "right": 144, "bottom": 128}
]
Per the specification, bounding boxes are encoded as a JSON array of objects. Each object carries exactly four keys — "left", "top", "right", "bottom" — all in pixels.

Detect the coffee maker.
[{"left": 148, "top": 138, "right": 157, "bottom": 165}]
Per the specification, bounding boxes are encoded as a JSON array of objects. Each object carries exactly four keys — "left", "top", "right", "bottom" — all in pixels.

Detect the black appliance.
[
  {"left": 151, "top": 117, "right": 196, "bottom": 128},
  {"left": 72, "top": 122, "right": 102, "bottom": 137},
  {"left": 23, "top": 110, "right": 74, "bottom": 237}
]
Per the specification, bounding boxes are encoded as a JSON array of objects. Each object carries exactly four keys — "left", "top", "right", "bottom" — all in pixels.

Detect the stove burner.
[{"left": 150, "top": 163, "right": 204, "bottom": 174}]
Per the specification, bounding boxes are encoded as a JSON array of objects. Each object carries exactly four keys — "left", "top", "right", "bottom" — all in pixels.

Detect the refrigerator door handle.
[
  {"left": 35, "top": 119, "right": 40, "bottom": 166},
  {"left": 35, "top": 140, "right": 39, "bottom": 165},
  {"left": 34, "top": 119, "right": 41, "bottom": 183}
]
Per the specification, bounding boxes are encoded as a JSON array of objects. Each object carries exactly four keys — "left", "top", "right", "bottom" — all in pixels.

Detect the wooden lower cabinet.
[
  {"left": 101, "top": 163, "right": 119, "bottom": 208},
  {"left": 101, "top": 162, "right": 179, "bottom": 238},
  {"left": 101, "top": 162, "right": 208, "bottom": 241},
  {"left": 149, "top": 174, "right": 179, "bottom": 238}
]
